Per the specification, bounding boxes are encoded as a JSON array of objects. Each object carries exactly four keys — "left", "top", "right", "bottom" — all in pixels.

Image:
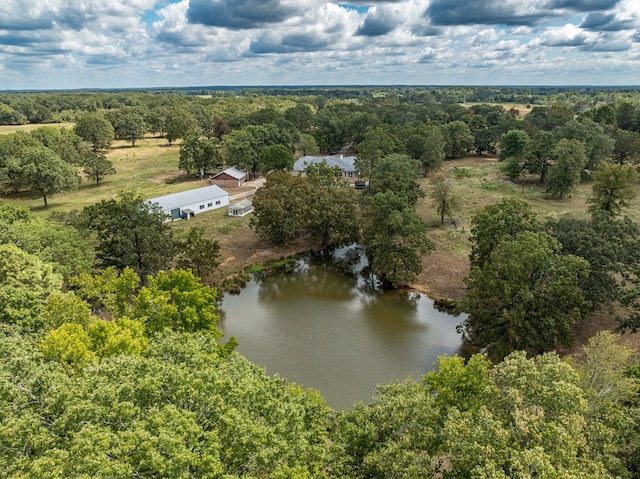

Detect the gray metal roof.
[
  {"left": 212, "top": 166, "right": 247, "bottom": 180},
  {"left": 293, "top": 155, "right": 357, "bottom": 172},
  {"left": 148, "top": 185, "right": 228, "bottom": 211}
]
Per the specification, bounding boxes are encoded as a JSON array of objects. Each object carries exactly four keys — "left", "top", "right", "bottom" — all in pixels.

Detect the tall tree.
[
  {"left": 165, "top": 106, "right": 199, "bottom": 145},
  {"left": 305, "top": 162, "right": 360, "bottom": 248},
  {"left": 612, "top": 129, "right": 640, "bottom": 165},
  {"left": 106, "top": 106, "right": 148, "bottom": 147},
  {"left": 3, "top": 145, "right": 78, "bottom": 207},
  {"left": 250, "top": 171, "right": 312, "bottom": 246},
  {"left": 74, "top": 112, "right": 115, "bottom": 151},
  {"left": 461, "top": 230, "right": 590, "bottom": 360},
  {"left": 429, "top": 174, "right": 460, "bottom": 224},
  {"left": 469, "top": 197, "right": 540, "bottom": 268},
  {"left": 366, "top": 153, "right": 423, "bottom": 206},
  {"left": 81, "top": 193, "right": 175, "bottom": 281},
  {"left": 362, "top": 191, "right": 432, "bottom": 288},
  {"left": 178, "top": 134, "right": 220, "bottom": 177},
  {"left": 546, "top": 138, "right": 587, "bottom": 199},
  {"left": 261, "top": 144, "right": 294, "bottom": 172},
  {"left": 523, "top": 130, "right": 556, "bottom": 183},
  {"left": 443, "top": 120, "right": 474, "bottom": 159},
  {"left": 175, "top": 227, "right": 221, "bottom": 281},
  {"left": 81, "top": 151, "right": 116, "bottom": 185},
  {"left": 355, "top": 126, "right": 405, "bottom": 179},
  {"left": 587, "top": 162, "right": 638, "bottom": 216},
  {"left": 499, "top": 129, "right": 529, "bottom": 161}
]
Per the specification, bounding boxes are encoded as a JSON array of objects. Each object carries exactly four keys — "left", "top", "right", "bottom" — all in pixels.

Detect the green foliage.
[
  {"left": 40, "top": 293, "right": 93, "bottom": 331},
  {"left": 366, "top": 153, "right": 423, "bottom": 206},
  {"left": 462, "top": 231, "right": 590, "bottom": 360},
  {"left": 546, "top": 212, "right": 640, "bottom": 312},
  {"left": 355, "top": 126, "right": 405, "bottom": 178},
  {"left": 132, "top": 269, "right": 221, "bottom": 335},
  {"left": 302, "top": 162, "right": 360, "bottom": 248},
  {"left": 69, "top": 266, "right": 140, "bottom": 319},
  {"left": 261, "top": 144, "right": 295, "bottom": 172},
  {"left": 0, "top": 244, "right": 63, "bottom": 331},
  {"left": 546, "top": 138, "right": 587, "bottom": 199},
  {"left": 499, "top": 129, "right": 529, "bottom": 161},
  {"left": 429, "top": 174, "right": 461, "bottom": 224},
  {"left": 500, "top": 156, "right": 523, "bottom": 181},
  {"left": 81, "top": 193, "right": 175, "bottom": 280},
  {"left": 175, "top": 227, "right": 221, "bottom": 281},
  {"left": 0, "top": 206, "right": 93, "bottom": 281},
  {"left": 106, "top": 106, "right": 148, "bottom": 147},
  {"left": 250, "top": 171, "right": 313, "bottom": 246},
  {"left": 178, "top": 133, "right": 221, "bottom": 176},
  {"left": 81, "top": 151, "right": 116, "bottom": 185},
  {"left": 165, "top": 106, "right": 199, "bottom": 144},
  {"left": 469, "top": 197, "right": 540, "bottom": 268},
  {"left": 73, "top": 112, "right": 115, "bottom": 151},
  {"left": 403, "top": 123, "right": 446, "bottom": 175},
  {"left": 3, "top": 144, "right": 78, "bottom": 207},
  {"left": 588, "top": 162, "right": 638, "bottom": 216},
  {"left": 39, "top": 322, "right": 98, "bottom": 370},
  {"left": 612, "top": 129, "right": 640, "bottom": 165},
  {"left": 362, "top": 191, "right": 433, "bottom": 288},
  {"left": 443, "top": 120, "right": 474, "bottom": 159},
  {"left": 523, "top": 130, "right": 556, "bottom": 183},
  {"left": 0, "top": 331, "right": 330, "bottom": 478}
]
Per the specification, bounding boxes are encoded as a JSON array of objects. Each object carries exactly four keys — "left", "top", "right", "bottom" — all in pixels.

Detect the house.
[
  {"left": 148, "top": 184, "right": 229, "bottom": 221},
  {"left": 208, "top": 166, "right": 248, "bottom": 187},
  {"left": 228, "top": 199, "right": 254, "bottom": 217},
  {"left": 292, "top": 154, "right": 358, "bottom": 180}
]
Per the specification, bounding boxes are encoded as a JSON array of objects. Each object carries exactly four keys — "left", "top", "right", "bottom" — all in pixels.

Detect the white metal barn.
[{"left": 148, "top": 185, "right": 229, "bottom": 221}]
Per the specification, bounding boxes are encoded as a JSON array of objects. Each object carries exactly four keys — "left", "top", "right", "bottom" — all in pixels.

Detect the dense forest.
[{"left": 1, "top": 86, "right": 640, "bottom": 477}]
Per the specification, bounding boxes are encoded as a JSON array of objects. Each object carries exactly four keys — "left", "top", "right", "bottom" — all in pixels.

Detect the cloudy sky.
[{"left": 0, "top": 0, "right": 638, "bottom": 90}]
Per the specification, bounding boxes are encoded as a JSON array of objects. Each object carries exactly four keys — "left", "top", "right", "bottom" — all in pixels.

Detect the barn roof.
[
  {"left": 293, "top": 155, "right": 357, "bottom": 172},
  {"left": 148, "top": 185, "right": 228, "bottom": 211},
  {"left": 211, "top": 166, "right": 247, "bottom": 180}
]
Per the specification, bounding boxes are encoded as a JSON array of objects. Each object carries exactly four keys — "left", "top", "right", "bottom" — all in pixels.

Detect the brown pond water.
[{"left": 218, "top": 246, "right": 465, "bottom": 410}]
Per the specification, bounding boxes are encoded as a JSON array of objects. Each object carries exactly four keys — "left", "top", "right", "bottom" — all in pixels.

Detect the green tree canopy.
[
  {"left": 81, "top": 151, "right": 115, "bottom": 185},
  {"left": 587, "top": 162, "right": 638, "bottom": 216},
  {"left": 81, "top": 193, "right": 174, "bottom": 281},
  {"left": 362, "top": 191, "right": 432, "bottom": 288},
  {"left": 250, "top": 171, "right": 312, "bottom": 246},
  {"left": 3, "top": 144, "right": 78, "bottom": 207},
  {"left": 443, "top": 120, "right": 474, "bottom": 159},
  {"left": 74, "top": 112, "right": 115, "bottom": 151},
  {"left": 461, "top": 230, "right": 590, "bottom": 360},
  {"left": 469, "top": 197, "right": 541, "bottom": 268},
  {"left": 546, "top": 138, "right": 587, "bottom": 199},
  {"left": 429, "top": 174, "right": 461, "bottom": 225}
]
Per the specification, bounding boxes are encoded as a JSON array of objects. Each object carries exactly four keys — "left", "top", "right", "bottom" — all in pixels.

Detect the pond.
[{"left": 218, "top": 246, "right": 465, "bottom": 410}]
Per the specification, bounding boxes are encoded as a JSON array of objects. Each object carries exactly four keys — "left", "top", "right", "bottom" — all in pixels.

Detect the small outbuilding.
[
  {"left": 228, "top": 199, "right": 254, "bottom": 217},
  {"left": 208, "top": 166, "right": 248, "bottom": 187},
  {"left": 148, "top": 184, "right": 229, "bottom": 221}
]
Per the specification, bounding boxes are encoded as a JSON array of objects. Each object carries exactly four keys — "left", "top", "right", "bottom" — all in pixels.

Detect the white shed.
[
  {"left": 148, "top": 185, "right": 229, "bottom": 221},
  {"left": 228, "top": 199, "right": 254, "bottom": 217}
]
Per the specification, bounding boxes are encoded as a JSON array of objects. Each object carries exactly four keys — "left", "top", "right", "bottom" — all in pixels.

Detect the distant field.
[{"left": 0, "top": 122, "right": 75, "bottom": 134}]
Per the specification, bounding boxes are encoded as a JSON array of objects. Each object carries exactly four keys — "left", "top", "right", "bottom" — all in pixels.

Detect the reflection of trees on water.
[
  {"left": 359, "top": 291, "right": 425, "bottom": 332},
  {"left": 257, "top": 263, "right": 359, "bottom": 304}
]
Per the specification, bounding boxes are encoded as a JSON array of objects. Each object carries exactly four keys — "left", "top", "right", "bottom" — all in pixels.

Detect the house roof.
[
  {"left": 293, "top": 155, "right": 357, "bottom": 172},
  {"left": 148, "top": 185, "right": 228, "bottom": 211},
  {"left": 211, "top": 166, "right": 247, "bottom": 180}
]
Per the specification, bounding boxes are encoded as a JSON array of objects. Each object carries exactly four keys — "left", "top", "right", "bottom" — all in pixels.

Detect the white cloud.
[{"left": 0, "top": 0, "right": 638, "bottom": 89}]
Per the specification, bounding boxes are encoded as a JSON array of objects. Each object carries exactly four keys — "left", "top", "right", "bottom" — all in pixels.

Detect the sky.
[{"left": 0, "top": 0, "right": 638, "bottom": 90}]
